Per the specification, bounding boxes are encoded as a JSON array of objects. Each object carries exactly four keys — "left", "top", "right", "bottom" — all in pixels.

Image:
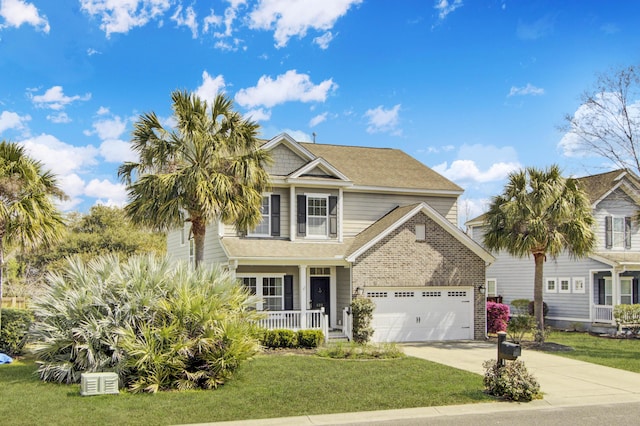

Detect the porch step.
[{"left": 328, "top": 330, "right": 349, "bottom": 342}]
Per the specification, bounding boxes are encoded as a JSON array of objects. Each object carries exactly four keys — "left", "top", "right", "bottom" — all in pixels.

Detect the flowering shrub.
[
  {"left": 487, "top": 302, "right": 510, "bottom": 333},
  {"left": 483, "top": 359, "right": 541, "bottom": 401}
]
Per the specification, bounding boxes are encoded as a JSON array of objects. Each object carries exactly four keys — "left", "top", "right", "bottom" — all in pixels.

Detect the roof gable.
[{"left": 288, "top": 157, "right": 351, "bottom": 182}]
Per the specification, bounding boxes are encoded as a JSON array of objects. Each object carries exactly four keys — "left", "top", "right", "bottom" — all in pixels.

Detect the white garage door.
[{"left": 368, "top": 287, "right": 474, "bottom": 342}]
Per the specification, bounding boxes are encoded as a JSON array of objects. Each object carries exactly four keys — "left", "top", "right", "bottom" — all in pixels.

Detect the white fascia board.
[
  {"left": 231, "top": 257, "right": 350, "bottom": 267},
  {"left": 285, "top": 178, "right": 353, "bottom": 188},
  {"left": 289, "top": 157, "right": 351, "bottom": 182},
  {"left": 346, "top": 202, "right": 495, "bottom": 264},
  {"left": 261, "top": 133, "right": 316, "bottom": 161}
]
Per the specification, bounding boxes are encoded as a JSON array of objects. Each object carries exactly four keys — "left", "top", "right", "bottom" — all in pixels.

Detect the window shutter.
[
  {"left": 625, "top": 217, "right": 632, "bottom": 249},
  {"left": 297, "top": 195, "right": 307, "bottom": 236},
  {"left": 284, "top": 275, "right": 294, "bottom": 310},
  {"left": 633, "top": 278, "right": 639, "bottom": 304},
  {"left": 605, "top": 216, "right": 612, "bottom": 249},
  {"left": 271, "top": 194, "right": 280, "bottom": 237},
  {"left": 329, "top": 196, "right": 338, "bottom": 237},
  {"left": 598, "top": 278, "right": 606, "bottom": 305}
]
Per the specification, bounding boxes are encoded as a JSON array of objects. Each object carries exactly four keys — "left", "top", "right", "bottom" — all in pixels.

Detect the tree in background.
[
  {"left": 11, "top": 205, "right": 166, "bottom": 295},
  {"left": 119, "top": 90, "right": 270, "bottom": 267},
  {"left": 560, "top": 64, "right": 640, "bottom": 174},
  {"left": 483, "top": 165, "right": 595, "bottom": 342},
  {"left": 0, "top": 141, "right": 66, "bottom": 330}
]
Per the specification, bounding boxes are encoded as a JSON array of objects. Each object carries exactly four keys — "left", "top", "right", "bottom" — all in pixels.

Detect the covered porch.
[{"left": 590, "top": 255, "right": 640, "bottom": 324}]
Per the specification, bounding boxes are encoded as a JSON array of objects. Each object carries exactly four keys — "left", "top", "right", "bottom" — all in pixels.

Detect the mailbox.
[{"left": 499, "top": 341, "right": 521, "bottom": 360}]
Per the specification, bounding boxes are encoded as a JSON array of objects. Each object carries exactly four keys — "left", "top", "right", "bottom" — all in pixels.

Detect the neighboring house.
[
  {"left": 168, "top": 133, "right": 493, "bottom": 342},
  {"left": 467, "top": 169, "right": 640, "bottom": 331}
]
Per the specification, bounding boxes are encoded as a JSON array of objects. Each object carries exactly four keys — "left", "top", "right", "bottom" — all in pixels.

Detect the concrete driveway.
[{"left": 402, "top": 340, "right": 640, "bottom": 406}]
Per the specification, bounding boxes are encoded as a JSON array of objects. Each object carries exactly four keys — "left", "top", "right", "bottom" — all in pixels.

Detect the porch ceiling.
[
  {"left": 221, "top": 237, "right": 355, "bottom": 263},
  {"left": 592, "top": 252, "right": 640, "bottom": 269}
]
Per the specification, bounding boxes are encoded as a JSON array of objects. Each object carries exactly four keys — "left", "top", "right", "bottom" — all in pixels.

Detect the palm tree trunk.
[
  {"left": 533, "top": 252, "right": 545, "bottom": 343},
  {"left": 191, "top": 218, "right": 206, "bottom": 268}
]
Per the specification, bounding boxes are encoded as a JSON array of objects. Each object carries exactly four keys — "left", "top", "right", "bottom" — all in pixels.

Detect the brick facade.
[{"left": 352, "top": 212, "right": 487, "bottom": 339}]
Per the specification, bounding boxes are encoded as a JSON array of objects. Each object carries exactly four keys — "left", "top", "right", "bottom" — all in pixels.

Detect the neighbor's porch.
[{"left": 591, "top": 270, "right": 640, "bottom": 324}]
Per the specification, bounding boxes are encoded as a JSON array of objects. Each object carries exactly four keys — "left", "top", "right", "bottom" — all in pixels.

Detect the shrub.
[
  {"left": 351, "top": 297, "right": 375, "bottom": 344},
  {"left": 507, "top": 314, "right": 536, "bottom": 343},
  {"left": 483, "top": 359, "right": 541, "bottom": 401},
  {"left": 316, "top": 342, "right": 404, "bottom": 359},
  {"left": 510, "top": 299, "right": 531, "bottom": 315},
  {"left": 297, "top": 330, "right": 324, "bottom": 348},
  {"left": 528, "top": 301, "right": 549, "bottom": 317},
  {"left": 261, "top": 329, "right": 298, "bottom": 348},
  {"left": 0, "top": 308, "right": 34, "bottom": 356},
  {"left": 30, "top": 254, "right": 262, "bottom": 392},
  {"left": 486, "top": 302, "right": 510, "bottom": 333},
  {"left": 613, "top": 304, "right": 640, "bottom": 333}
]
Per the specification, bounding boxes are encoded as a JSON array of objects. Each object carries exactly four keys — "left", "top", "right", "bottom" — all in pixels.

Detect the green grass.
[
  {"left": 0, "top": 354, "right": 491, "bottom": 425},
  {"left": 545, "top": 331, "right": 640, "bottom": 373}
]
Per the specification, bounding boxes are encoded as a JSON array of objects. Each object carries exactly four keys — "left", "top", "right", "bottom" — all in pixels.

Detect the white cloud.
[
  {"left": 245, "top": 108, "right": 271, "bottom": 122},
  {"left": 85, "top": 178, "right": 128, "bottom": 206},
  {"left": 0, "top": 0, "right": 50, "bottom": 33},
  {"left": 249, "top": 0, "right": 362, "bottom": 48},
  {"left": 19, "top": 133, "right": 98, "bottom": 176},
  {"left": 87, "top": 48, "right": 101, "bottom": 56},
  {"left": 202, "top": 9, "right": 222, "bottom": 33},
  {"left": 0, "top": 110, "right": 30, "bottom": 133},
  {"left": 99, "top": 139, "right": 136, "bottom": 163},
  {"left": 195, "top": 71, "right": 226, "bottom": 103},
  {"left": 458, "top": 197, "right": 490, "bottom": 227},
  {"left": 309, "top": 112, "right": 328, "bottom": 127},
  {"left": 364, "top": 104, "right": 401, "bottom": 134},
  {"left": 79, "top": 0, "right": 171, "bottom": 38},
  {"left": 91, "top": 115, "right": 126, "bottom": 140},
  {"left": 434, "top": 0, "right": 463, "bottom": 21},
  {"left": 313, "top": 31, "right": 334, "bottom": 49},
  {"left": 235, "top": 70, "right": 337, "bottom": 109},
  {"left": 47, "top": 112, "right": 71, "bottom": 123},
  {"left": 30, "top": 86, "right": 91, "bottom": 110},
  {"left": 508, "top": 83, "right": 545, "bottom": 97},
  {"left": 433, "top": 159, "right": 521, "bottom": 184},
  {"left": 97, "top": 106, "right": 110, "bottom": 115},
  {"left": 171, "top": 4, "right": 198, "bottom": 38}
]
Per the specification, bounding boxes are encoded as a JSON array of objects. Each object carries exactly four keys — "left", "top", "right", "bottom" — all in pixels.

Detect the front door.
[{"left": 310, "top": 277, "right": 330, "bottom": 319}]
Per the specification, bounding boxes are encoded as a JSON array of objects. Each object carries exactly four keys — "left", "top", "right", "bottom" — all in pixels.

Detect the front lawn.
[
  {"left": 0, "top": 354, "right": 490, "bottom": 425},
  {"left": 545, "top": 331, "right": 640, "bottom": 373}
]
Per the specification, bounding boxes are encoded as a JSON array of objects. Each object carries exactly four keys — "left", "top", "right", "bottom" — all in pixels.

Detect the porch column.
[
  {"left": 228, "top": 259, "right": 238, "bottom": 280},
  {"left": 299, "top": 264, "right": 307, "bottom": 328}
]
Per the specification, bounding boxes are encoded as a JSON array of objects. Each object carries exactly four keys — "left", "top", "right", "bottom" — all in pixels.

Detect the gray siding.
[
  {"left": 167, "top": 221, "right": 227, "bottom": 265},
  {"left": 336, "top": 266, "right": 351, "bottom": 326},
  {"left": 166, "top": 224, "right": 188, "bottom": 263},
  {"left": 342, "top": 192, "right": 457, "bottom": 237},
  {"left": 593, "top": 189, "right": 640, "bottom": 251}
]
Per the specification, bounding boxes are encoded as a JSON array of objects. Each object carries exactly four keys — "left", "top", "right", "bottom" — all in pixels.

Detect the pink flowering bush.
[{"left": 487, "top": 302, "right": 510, "bottom": 333}]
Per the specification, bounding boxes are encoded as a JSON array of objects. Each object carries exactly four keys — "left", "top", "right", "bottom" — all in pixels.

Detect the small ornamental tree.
[
  {"left": 486, "top": 302, "right": 510, "bottom": 333},
  {"left": 351, "top": 297, "right": 375, "bottom": 344}
]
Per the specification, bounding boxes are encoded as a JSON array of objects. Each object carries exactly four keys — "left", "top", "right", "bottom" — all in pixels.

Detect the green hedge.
[
  {"left": 0, "top": 308, "right": 34, "bottom": 356},
  {"left": 260, "top": 329, "right": 324, "bottom": 349},
  {"left": 614, "top": 304, "right": 640, "bottom": 328}
]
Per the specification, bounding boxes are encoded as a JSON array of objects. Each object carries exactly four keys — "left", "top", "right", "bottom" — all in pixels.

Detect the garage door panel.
[{"left": 368, "top": 287, "right": 473, "bottom": 343}]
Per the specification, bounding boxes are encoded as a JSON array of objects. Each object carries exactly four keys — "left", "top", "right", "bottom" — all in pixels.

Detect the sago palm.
[
  {"left": 118, "top": 90, "right": 271, "bottom": 267},
  {"left": 483, "top": 165, "right": 595, "bottom": 342},
  {"left": 0, "top": 141, "right": 66, "bottom": 330}
]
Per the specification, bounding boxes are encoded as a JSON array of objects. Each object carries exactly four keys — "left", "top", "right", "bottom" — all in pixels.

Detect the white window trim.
[
  {"left": 305, "top": 193, "right": 330, "bottom": 238},
  {"left": 237, "top": 273, "right": 285, "bottom": 311},
  {"left": 545, "top": 277, "right": 557, "bottom": 293},
  {"left": 620, "top": 277, "right": 633, "bottom": 305},
  {"left": 188, "top": 237, "right": 195, "bottom": 266},
  {"left": 558, "top": 277, "right": 571, "bottom": 294},
  {"left": 486, "top": 278, "right": 497, "bottom": 297},
  {"left": 604, "top": 277, "right": 613, "bottom": 306},
  {"left": 248, "top": 194, "right": 271, "bottom": 237},
  {"left": 572, "top": 277, "right": 586, "bottom": 294}
]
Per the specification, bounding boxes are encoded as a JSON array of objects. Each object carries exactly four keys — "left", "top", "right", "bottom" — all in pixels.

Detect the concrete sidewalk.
[{"left": 192, "top": 341, "right": 640, "bottom": 425}]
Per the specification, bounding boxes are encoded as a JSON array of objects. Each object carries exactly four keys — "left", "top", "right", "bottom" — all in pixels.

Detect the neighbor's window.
[
  {"left": 415, "top": 224, "right": 426, "bottom": 241},
  {"left": 486, "top": 279, "right": 497, "bottom": 297},
  {"left": 572, "top": 277, "right": 585, "bottom": 293},
  {"left": 545, "top": 278, "right": 557, "bottom": 293},
  {"left": 559, "top": 277, "right": 571, "bottom": 293},
  {"left": 307, "top": 196, "right": 328, "bottom": 237}
]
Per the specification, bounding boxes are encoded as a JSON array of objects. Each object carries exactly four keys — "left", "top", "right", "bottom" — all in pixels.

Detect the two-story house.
[
  {"left": 168, "top": 133, "right": 493, "bottom": 342},
  {"left": 467, "top": 169, "right": 640, "bottom": 331}
]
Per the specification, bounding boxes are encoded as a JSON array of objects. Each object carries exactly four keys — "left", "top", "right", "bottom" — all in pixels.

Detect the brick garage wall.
[{"left": 352, "top": 211, "right": 487, "bottom": 339}]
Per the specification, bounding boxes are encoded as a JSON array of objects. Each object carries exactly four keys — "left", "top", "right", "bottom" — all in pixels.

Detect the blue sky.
[{"left": 1, "top": 0, "right": 639, "bottom": 224}]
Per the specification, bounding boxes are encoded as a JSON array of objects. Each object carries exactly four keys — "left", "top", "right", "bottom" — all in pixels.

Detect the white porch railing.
[
  {"left": 593, "top": 305, "right": 614, "bottom": 324},
  {"left": 342, "top": 307, "right": 353, "bottom": 341},
  {"left": 257, "top": 309, "right": 329, "bottom": 341}
]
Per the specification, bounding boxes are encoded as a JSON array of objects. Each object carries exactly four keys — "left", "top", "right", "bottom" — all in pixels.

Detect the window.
[
  {"left": 545, "top": 278, "right": 557, "bottom": 293},
  {"left": 262, "top": 277, "right": 283, "bottom": 310},
  {"left": 307, "top": 196, "right": 328, "bottom": 236},
  {"left": 559, "top": 277, "right": 571, "bottom": 293},
  {"left": 486, "top": 279, "right": 497, "bottom": 297},
  {"left": 606, "top": 216, "right": 631, "bottom": 249},
  {"left": 241, "top": 277, "right": 257, "bottom": 295},
  {"left": 604, "top": 278, "right": 613, "bottom": 305},
  {"left": 415, "top": 224, "right": 426, "bottom": 241},
  {"left": 310, "top": 267, "right": 330, "bottom": 276},
  {"left": 188, "top": 238, "right": 195, "bottom": 265},
  {"left": 250, "top": 196, "right": 270, "bottom": 236},
  {"left": 572, "top": 277, "right": 585, "bottom": 293},
  {"left": 180, "top": 225, "right": 185, "bottom": 246},
  {"left": 621, "top": 277, "right": 633, "bottom": 305}
]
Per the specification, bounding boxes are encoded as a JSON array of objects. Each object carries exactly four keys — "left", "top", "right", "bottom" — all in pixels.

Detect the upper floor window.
[
  {"left": 605, "top": 216, "right": 631, "bottom": 249},
  {"left": 297, "top": 194, "right": 338, "bottom": 238},
  {"left": 308, "top": 196, "right": 328, "bottom": 237},
  {"left": 251, "top": 196, "right": 271, "bottom": 236}
]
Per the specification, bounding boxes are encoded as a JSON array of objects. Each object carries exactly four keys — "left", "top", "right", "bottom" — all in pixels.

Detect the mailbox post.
[{"left": 497, "top": 331, "right": 521, "bottom": 367}]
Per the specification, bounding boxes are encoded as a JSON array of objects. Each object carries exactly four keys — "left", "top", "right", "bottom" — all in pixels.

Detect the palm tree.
[
  {"left": 483, "top": 165, "right": 595, "bottom": 342},
  {"left": 118, "top": 90, "right": 270, "bottom": 267},
  {"left": 0, "top": 141, "right": 66, "bottom": 330}
]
